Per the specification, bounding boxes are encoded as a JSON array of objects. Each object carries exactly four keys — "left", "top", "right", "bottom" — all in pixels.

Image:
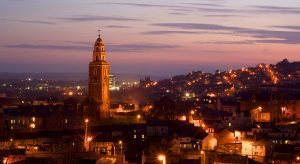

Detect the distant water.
[{"left": 0, "top": 72, "right": 168, "bottom": 81}]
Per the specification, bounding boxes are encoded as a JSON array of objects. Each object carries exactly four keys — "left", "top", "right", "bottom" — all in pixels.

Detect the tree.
[{"left": 149, "top": 96, "right": 179, "bottom": 120}]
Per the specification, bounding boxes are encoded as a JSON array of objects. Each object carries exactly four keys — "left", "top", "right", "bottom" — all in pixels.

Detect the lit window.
[
  {"left": 142, "top": 135, "right": 144, "bottom": 139},
  {"left": 65, "top": 119, "right": 68, "bottom": 124},
  {"left": 134, "top": 135, "right": 136, "bottom": 139},
  {"left": 30, "top": 123, "right": 35, "bottom": 129},
  {"left": 32, "top": 117, "right": 35, "bottom": 122}
]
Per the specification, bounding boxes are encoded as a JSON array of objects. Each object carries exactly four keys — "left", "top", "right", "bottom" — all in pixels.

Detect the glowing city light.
[
  {"left": 234, "top": 131, "right": 241, "bottom": 137},
  {"left": 185, "top": 93, "right": 190, "bottom": 97},
  {"left": 68, "top": 91, "right": 73, "bottom": 96},
  {"left": 30, "top": 123, "right": 35, "bottom": 129},
  {"left": 87, "top": 137, "right": 93, "bottom": 142},
  {"left": 158, "top": 155, "right": 166, "bottom": 164},
  {"left": 258, "top": 106, "right": 262, "bottom": 111}
]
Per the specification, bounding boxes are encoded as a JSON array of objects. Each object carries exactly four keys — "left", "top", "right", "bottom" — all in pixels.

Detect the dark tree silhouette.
[{"left": 150, "top": 96, "right": 179, "bottom": 120}]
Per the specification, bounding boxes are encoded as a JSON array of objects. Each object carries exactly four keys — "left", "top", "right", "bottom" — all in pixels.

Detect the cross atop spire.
[{"left": 98, "top": 30, "right": 101, "bottom": 38}]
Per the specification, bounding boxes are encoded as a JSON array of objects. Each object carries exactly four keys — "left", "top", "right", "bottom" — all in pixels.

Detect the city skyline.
[{"left": 1, "top": 0, "right": 300, "bottom": 76}]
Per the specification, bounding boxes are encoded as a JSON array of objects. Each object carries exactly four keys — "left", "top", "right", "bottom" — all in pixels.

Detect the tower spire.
[{"left": 98, "top": 30, "right": 101, "bottom": 38}]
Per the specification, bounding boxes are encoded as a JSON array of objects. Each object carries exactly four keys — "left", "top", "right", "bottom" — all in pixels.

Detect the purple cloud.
[
  {"left": 241, "top": 29, "right": 300, "bottom": 44},
  {"left": 169, "top": 12, "right": 188, "bottom": 15},
  {"left": 252, "top": 5, "right": 300, "bottom": 14},
  {"left": 142, "top": 30, "right": 200, "bottom": 35},
  {"left": 152, "top": 22, "right": 300, "bottom": 44},
  {"left": 57, "top": 15, "right": 143, "bottom": 22},
  {"left": 4, "top": 43, "right": 180, "bottom": 52},
  {"left": 105, "top": 2, "right": 236, "bottom": 13},
  {"left": 198, "top": 41, "right": 254, "bottom": 45},
  {"left": 4, "top": 44, "right": 90, "bottom": 51},
  {"left": 0, "top": 18, "right": 56, "bottom": 24},
  {"left": 105, "top": 25, "right": 131, "bottom": 29},
  {"left": 204, "top": 14, "right": 244, "bottom": 17},
  {"left": 152, "top": 23, "right": 245, "bottom": 31},
  {"left": 104, "top": 2, "right": 184, "bottom": 8},
  {"left": 108, "top": 43, "right": 180, "bottom": 52},
  {"left": 272, "top": 26, "right": 300, "bottom": 31},
  {"left": 182, "top": 3, "right": 224, "bottom": 7}
]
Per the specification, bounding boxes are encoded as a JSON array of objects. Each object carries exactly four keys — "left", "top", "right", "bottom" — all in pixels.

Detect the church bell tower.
[{"left": 88, "top": 31, "right": 110, "bottom": 120}]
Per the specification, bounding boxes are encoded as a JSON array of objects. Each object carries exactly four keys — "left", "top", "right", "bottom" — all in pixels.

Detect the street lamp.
[
  {"left": 29, "top": 123, "right": 35, "bottom": 129},
  {"left": 256, "top": 106, "right": 262, "bottom": 122},
  {"left": 185, "top": 92, "right": 190, "bottom": 98},
  {"left": 84, "top": 119, "right": 89, "bottom": 151},
  {"left": 233, "top": 131, "right": 240, "bottom": 154},
  {"left": 119, "top": 140, "right": 123, "bottom": 155},
  {"left": 29, "top": 123, "right": 35, "bottom": 132},
  {"left": 87, "top": 136, "right": 93, "bottom": 151},
  {"left": 158, "top": 154, "right": 166, "bottom": 164},
  {"left": 137, "top": 114, "right": 141, "bottom": 123},
  {"left": 87, "top": 137, "right": 92, "bottom": 142},
  {"left": 200, "top": 151, "right": 205, "bottom": 164},
  {"left": 191, "top": 110, "right": 194, "bottom": 115}
]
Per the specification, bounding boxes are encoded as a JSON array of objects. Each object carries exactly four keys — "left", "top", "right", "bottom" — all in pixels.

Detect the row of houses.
[{"left": 201, "top": 89, "right": 300, "bottom": 121}]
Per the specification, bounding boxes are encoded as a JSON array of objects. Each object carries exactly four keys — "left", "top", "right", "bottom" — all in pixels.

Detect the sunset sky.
[{"left": 1, "top": 0, "right": 300, "bottom": 76}]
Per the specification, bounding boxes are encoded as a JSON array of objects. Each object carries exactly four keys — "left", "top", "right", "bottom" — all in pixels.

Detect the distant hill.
[
  {"left": 275, "top": 59, "right": 300, "bottom": 74},
  {"left": 113, "top": 73, "right": 167, "bottom": 82},
  {"left": 0, "top": 72, "right": 167, "bottom": 81}
]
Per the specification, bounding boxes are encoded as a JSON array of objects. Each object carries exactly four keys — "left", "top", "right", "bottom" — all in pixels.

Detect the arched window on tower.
[
  {"left": 93, "top": 68, "right": 98, "bottom": 82},
  {"left": 96, "top": 47, "right": 99, "bottom": 52},
  {"left": 93, "top": 68, "right": 97, "bottom": 76},
  {"left": 96, "top": 56, "right": 99, "bottom": 61}
]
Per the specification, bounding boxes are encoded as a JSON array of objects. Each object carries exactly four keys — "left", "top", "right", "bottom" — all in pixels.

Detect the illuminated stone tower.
[{"left": 88, "top": 32, "right": 110, "bottom": 120}]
